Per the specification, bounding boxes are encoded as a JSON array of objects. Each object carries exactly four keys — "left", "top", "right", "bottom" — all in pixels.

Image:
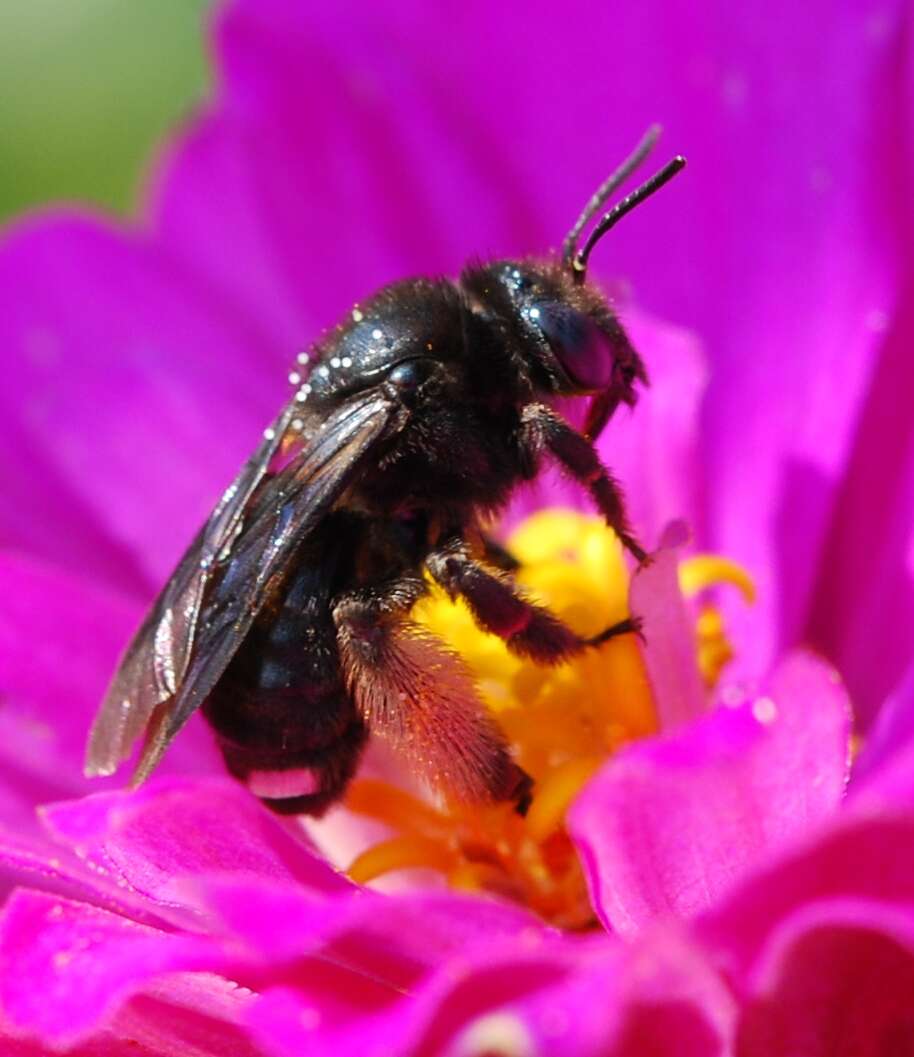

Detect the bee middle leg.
[{"left": 426, "top": 539, "right": 639, "bottom": 664}]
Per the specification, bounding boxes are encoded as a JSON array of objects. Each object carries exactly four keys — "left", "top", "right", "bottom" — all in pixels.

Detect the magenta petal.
[
  {"left": 249, "top": 930, "right": 732, "bottom": 1057},
  {"left": 697, "top": 812, "right": 914, "bottom": 980},
  {"left": 245, "top": 944, "right": 574, "bottom": 1057},
  {"left": 117, "top": 984, "right": 263, "bottom": 1057},
  {"left": 198, "top": 875, "right": 546, "bottom": 978},
  {"left": 451, "top": 930, "right": 734, "bottom": 1057},
  {"left": 630, "top": 520, "right": 706, "bottom": 729},
  {"left": 0, "top": 553, "right": 139, "bottom": 816},
  {"left": 1, "top": 977, "right": 262, "bottom": 1057},
  {"left": 736, "top": 898, "right": 914, "bottom": 1056},
  {"left": 505, "top": 311, "right": 708, "bottom": 544},
  {"left": 807, "top": 292, "right": 914, "bottom": 726},
  {"left": 41, "top": 778, "right": 349, "bottom": 914},
  {"left": 599, "top": 310, "right": 709, "bottom": 545},
  {"left": 850, "top": 659, "right": 914, "bottom": 790},
  {"left": 151, "top": 114, "right": 310, "bottom": 353},
  {"left": 0, "top": 825, "right": 167, "bottom": 929},
  {"left": 0, "top": 891, "right": 223, "bottom": 1046},
  {"left": 0, "top": 213, "right": 281, "bottom": 588},
  {"left": 155, "top": 1, "right": 547, "bottom": 345},
  {"left": 0, "top": 552, "right": 221, "bottom": 809},
  {"left": 569, "top": 651, "right": 850, "bottom": 934},
  {"left": 245, "top": 987, "right": 358, "bottom": 1057}
]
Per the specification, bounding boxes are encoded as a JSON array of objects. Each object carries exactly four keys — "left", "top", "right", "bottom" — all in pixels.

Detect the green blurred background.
[{"left": 0, "top": 0, "right": 210, "bottom": 223}]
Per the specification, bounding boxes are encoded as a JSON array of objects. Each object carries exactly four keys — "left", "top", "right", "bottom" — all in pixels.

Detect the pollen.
[{"left": 344, "top": 510, "right": 754, "bottom": 927}]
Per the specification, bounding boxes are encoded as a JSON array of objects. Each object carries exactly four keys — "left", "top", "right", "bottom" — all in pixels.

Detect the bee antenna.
[
  {"left": 570, "top": 154, "right": 686, "bottom": 285},
  {"left": 562, "top": 125, "right": 662, "bottom": 268}
]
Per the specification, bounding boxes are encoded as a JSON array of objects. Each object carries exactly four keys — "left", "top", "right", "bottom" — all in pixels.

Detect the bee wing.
[
  {"left": 85, "top": 401, "right": 299, "bottom": 779},
  {"left": 86, "top": 391, "right": 398, "bottom": 782}
]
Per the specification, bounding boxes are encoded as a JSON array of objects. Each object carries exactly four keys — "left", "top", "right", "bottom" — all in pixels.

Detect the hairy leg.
[
  {"left": 520, "top": 402, "right": 648, "bottom": 564},
  {"left": 427, "top": 537, "right": 640, "bottom": 664}
]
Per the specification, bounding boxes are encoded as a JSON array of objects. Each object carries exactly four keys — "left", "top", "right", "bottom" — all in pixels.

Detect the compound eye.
[
  {"left": 534, "top": 303, "right": 613, "bottom": 390},
  {"left": 387, "top": 358, "right": 433, "bottom": 394}
]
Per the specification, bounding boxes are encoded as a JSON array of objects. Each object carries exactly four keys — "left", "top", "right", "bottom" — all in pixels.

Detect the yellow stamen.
[
  {"left": 679, "top": 554, "right": 756, "bottom": 603},
  {"left": 448, "top": 861, "right": 527, "bottom": 902},
  {"left": 343, "top": 510, "right": 756, "bottom": 928},
  {"left": 679, "top": 554, "right": 756, "bottom": 686},
  {"left": 347, "top": 835, "right": 457, "bottom": 884},
  {"left": 344, "top": 778, "right": 452, "bottom": 839},
  {"left": 524, "top": 756, "right": 604, "bottom": 842}
]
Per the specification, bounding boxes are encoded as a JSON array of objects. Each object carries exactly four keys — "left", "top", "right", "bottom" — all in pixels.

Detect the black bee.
[{"left": 86, "top": 129, "right": 685, "bottom": 817}]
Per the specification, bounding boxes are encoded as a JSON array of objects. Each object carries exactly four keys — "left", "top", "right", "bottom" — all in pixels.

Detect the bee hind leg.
[{"left": 333, "top": 585, "right": 531, "bottom": 811}]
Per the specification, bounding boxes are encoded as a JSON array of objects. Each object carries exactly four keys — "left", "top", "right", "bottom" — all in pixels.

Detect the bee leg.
[
  {"left": 479, "top": 534, "right": 520, "bottom": 572},
  {"left": 427, "top": 540, "right": 638, "bottom": 664},
  {"left": 333, "top": 584, "right": 531, "bottom": 810},
  {"left": 520, "top": 402, "right": 648, "bottom": 564}
]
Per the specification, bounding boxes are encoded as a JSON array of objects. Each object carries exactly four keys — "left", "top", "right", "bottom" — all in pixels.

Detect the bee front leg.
[
  {"left": 519, "top": 402, "right": 648, "bottom": 565},
  {"left": 427, "top": 539, "right": 639, "bottom": 663}
]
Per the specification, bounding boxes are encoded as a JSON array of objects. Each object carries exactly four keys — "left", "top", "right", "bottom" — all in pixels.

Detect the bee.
[{"left": 86, "top": 129, "right": 685, "bottom": 817}]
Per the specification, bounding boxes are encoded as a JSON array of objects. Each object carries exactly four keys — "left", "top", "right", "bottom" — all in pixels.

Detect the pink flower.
[{"left": 2, "top": 1, "right": 914, "bottom": 1054}]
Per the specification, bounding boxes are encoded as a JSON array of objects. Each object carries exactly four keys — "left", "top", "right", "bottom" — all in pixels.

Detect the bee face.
[{"left": 463, "top": 260, "right": 647, "bottom": 407}]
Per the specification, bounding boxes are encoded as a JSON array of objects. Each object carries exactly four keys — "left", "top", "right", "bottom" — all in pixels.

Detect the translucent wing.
[{"left": 86, "top": 391, "right": 397, "bottom": 782}]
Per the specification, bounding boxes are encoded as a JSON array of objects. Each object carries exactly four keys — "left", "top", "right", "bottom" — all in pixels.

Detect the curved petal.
[
  {"left": 0, "top": 891, "right": 224, "bottom": 1047},
  {"left": 505, "top": 310, "right": 708, "bottom": 545},
  {"left": 247, "top": 929, "right": 732, "bottom": 1057},
  {"left": 629, "top": 520, "right": 706, "bottom": 729},
  {"left": 0, "top": 974, "right": 262, "bottom": 1057},
  {"left": 697, "top": 813, "right": 914, "bottom": 978},
  {"left": 152, "top": 1, "right": 548, "bottom": 342},
  {"left": 196, "top": 875, "right": 547, "bottom": 980},
  {"left": 0, "top": 553, "right": 219, "bottom": 820},
  {"left": 736, "top": 898, "right": 914, "bottom": 1056},
  {"left": 40, "top": 778, "right": 349, "bottom": 915},
  {"left": 569, "top": 651, "right": 850, "bottom": 934},
  {"left": 0, "top": 824, "right": 173, "bottom": 931},
  {"left": 850, "top": 658, "right": 914, "bottom": 788},
  {"left": 449, "top": 929, "right": 734, "bottom": 1057},
  {"left": 246, "top": 951, "right": 570, "bottom": 1057},
  {"left": 0, "top": 213, "right": 283, "bottom": 588},
  {"left": 807, "top": 285, "right": 914, "bottom": 724},
  {"left": 606, "top": 312, "right": 709, "bottom": 545}
]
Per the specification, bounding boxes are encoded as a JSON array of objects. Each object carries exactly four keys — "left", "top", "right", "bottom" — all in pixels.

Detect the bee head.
[
  {"left": 464, "top": 261, "right": 646, "bottom": 412},
  {"left": 465, "top": 130, "right": 683, "bottom": 436}
]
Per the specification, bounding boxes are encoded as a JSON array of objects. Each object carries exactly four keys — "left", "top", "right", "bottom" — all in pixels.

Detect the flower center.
[{"left": 343, "top": 510, "right": 753, "bottom": 928}]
